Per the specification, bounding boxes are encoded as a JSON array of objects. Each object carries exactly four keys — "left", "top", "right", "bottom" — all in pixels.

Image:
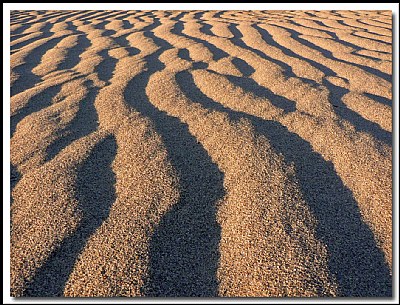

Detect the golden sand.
[{"left": 10, "top": 10, "right": 392, "bottom": 297}]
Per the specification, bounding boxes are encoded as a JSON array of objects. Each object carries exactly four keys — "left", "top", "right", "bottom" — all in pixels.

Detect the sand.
[{"left": 9, "top": 10, "right": 392, "bottom": 297}]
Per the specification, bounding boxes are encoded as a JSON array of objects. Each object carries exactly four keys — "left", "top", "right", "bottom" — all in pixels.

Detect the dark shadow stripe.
[
  {"left": 228, "top": 23, "right": 300, "bottom": 81},
  {"left": 112, "top": 34, "right": 141, "bottom": 56},
  {"left": 253, "top": 23, "right": 336, "bottom": 76},
  {"left": 95, "top": 49, "right": 118, "bottom": 83},
  {"left": 113, "top": 11, "right": 136, "bottom": 21},
  {"left": 352, "top": 32, "right": 392, "bottom": 45},
  {"left": 11, "top": 84, "right": 62, "bottom": 138},
  {"left": 10, "top": 163, "right": 21, "bottom": 206},
  {"left": 121, "top": 19, "right": 134, "bottom": 29},
  {"left": 24, "top": 135, "right": 117, "bottom": 297},
  {"left": 11, "top": 22, "right": 54, "bottom": 51},
  {"left": 45, "top": 81, "right": 99, "bottom": 162},
  {"left": 10, "top": 23, "right": 31, "bottom": 36},
  {"left": 231, "top": 57, "right": 255, "bottom": 77},
  {"left": 57, "top": 34, "right": 92, "bottom": 71},
  {"left": 273, "top": 24, "right": 391, "bottom": 82},
  {"left": 11, "top": 36, "right": 66, "bottom": 97},
  {"left": 11, "top": 33, "right": 31, "bottom": 42},
  {"left": 75, "top": 11, "right": 109, "bottom": 22},
  {"left": 324, "top": 79, "right": 392, "bottom": 147},
  {"left": 224, "top": 73, "right": 296, "bottom": 113},
  {"left": 171, "top": 20, "right": 229, "bottom": 61},
  {"left": 364, "top": 92, "right": 392, "bottom": 108},
  {"left": 170, "top": 11, "right": 188, "bottom": 22},
  {"left": 336, "top": 19, "right": 391, "bottom": 37},
  {"left": 176, "top": 69, "right": 392, "bottom": 297},
  {"left": 253, "top": 25, "right": 392, "bottom": 146},
  {"left": 52, "top": 11, "right": 92, "bottom": 23},
  {"left": 177, "top": 48, "right": 191, "bottom": 61},
  {"left": 123, "top": 28, "right": 223, "bottom": 297},
  {"left": 355, "top": 18, "right": 392, "bottom": 30}
]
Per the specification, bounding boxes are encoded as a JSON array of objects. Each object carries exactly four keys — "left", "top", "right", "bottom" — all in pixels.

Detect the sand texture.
[{"left": 10, "top": 10, "right": 392, "bottom": 297}]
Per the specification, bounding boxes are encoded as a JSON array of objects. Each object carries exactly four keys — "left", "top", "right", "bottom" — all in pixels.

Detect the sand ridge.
[{"left": 10, "top": 10, "right": 392, "bottom": 297}]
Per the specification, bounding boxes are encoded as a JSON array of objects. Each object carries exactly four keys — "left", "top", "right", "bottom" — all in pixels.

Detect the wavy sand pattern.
[{"left": 10, "top": 10, "right": 392, "bottom": 297}]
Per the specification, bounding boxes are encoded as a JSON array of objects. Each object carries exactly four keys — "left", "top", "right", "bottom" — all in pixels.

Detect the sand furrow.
[
  {"left": 9, "top": 10, "right": 393, "bottom": 298},
  {"left": 32, "top": 35, "right": 83, "bottom": 76},
  {"left": 9, "top": 16, "right": 178, "bottom": 295},
  {"left": 151, "top": 76, "right": 337, "bottom": 297},
  {"left": 26, "top": 11, "right": 72, "bottom": 24},
  {"left": 11, "top": 130, "right": 107, "bottom": 297},
  {"left": 10, "top": 36, "right": 68, "bottom": 94},
  {"left": 121, "top": 11, "right": 392, "bottom": 272},
  {"left": 280, "top": 18, "right": 392, "bottom": 52},
  {"left": 61, "top": 37, "right": 181, "bottom": 297},
  {"left": 302, "top": 34, "right": 391, "bottom": 76},
  {"left": 359, "top": 17, "right": 392, "bottom": 29},
  {"left": 22, "top": 134, "right": 117, "bottom": 296},
  {"left": 11, "top": 83, "right": 63, "bottom": 138},
  {"left": 341, "top": 92, "right": 392, "bottom": 132},
  {"left": 181, "top": 20, "right": 338, "bottom": 118},
  {"left": 239, "top": 23, "right": 325, "bottom": 83},
  {"left": 343, "top": 16, "right": 392, "bottom": 33},
  {"left": 281, "top": 19, "right": 392, "bottom": 70},
  {"left": 203, "top": 19, "right": 235, "bottom": 38},
  {"left": 189, "top": 69, "right": 392, "bottom": 296},
  {"left": 10, "top": 79, "right": 92, "bottom": 175},
  {"left": 231, "top": 57, "right": 392, "bottom": 268},
  {"left": 63, "top": 120, "right": 179, "bottom": 297},
  {"left": 142, "top": 50, "right": 338, "bottom": 296},
  {"left": 247, "top": 26, "right": 392, "bottom": 143},
  {"left": 119, "top": 41, "right": 223, "bottom": 297},
  {"left": 277, "top": 114, "right": 392, "bottom": 268},
  {"left": 10, "top": 70, "right": 78, "bottom": 116},
  {"left": 153, "top": 20, "right": 247, "bottom": 77},
  {"left": 172, "top": 20, "right": 229, "bottom": 62},
  {"left": 353, "top": 30, "right": 392, "bottom": 44},
  {"left": 11, "top": 31, "right": 48, "bottom": 52},
  {"left": 65, "top": 11, "right": 109, "bottom": 23},
  {"left": 279, "top": 105, "right": 390, "bottom": 268},
  {"left": 260, "top": 24, "right": 391, "bottom": 97}
]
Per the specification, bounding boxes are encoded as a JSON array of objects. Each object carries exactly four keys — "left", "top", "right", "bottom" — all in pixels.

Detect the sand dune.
[{"left": 9, "top": 10, "right": 392, "bottom": 297}]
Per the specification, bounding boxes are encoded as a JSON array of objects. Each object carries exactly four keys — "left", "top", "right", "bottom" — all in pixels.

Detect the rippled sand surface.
[{"left": 10, "top": 10, "right": 392, "bottom": 297}]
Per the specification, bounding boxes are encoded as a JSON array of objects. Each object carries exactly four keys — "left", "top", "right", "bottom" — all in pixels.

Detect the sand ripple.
[{"left": 10, "top": 10, "right": 392, "bottom": 297}]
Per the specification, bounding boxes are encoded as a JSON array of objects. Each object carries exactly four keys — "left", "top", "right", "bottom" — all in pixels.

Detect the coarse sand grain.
[{"left": 10, "top": 9, "right": 392, "bottom": 297}]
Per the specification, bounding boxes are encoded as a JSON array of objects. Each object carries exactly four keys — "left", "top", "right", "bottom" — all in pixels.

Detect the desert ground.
[{"left": 9, "top": 10, "right": 392, "bottom": 297}]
